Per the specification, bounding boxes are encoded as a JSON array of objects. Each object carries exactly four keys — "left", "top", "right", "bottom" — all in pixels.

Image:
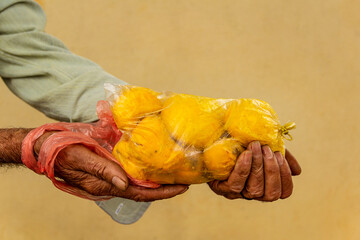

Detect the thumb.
[
  {"left": 89, "top": 156, "right": 129, "bottom": 191},
  {"left": 69, "top": 146, "right": 129, "bottom": 191}
]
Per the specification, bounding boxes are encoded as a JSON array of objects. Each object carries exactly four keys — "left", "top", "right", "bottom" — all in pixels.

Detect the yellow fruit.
[
  {"left": 203, "top": 138, "right": 245, "bottom": 180},
  {"left": 130, "top": 115, "right": 185, "bottom": 170},
  {"left": 174, "top": 170, "right": 206, "bottom": 184},
  {"left": 111, "top": 86, "right": 163, "bottom": 130},
  {"left": 112, "top": 116, "right": 186, "bottom": 182},
  {"left": 174, "top": 153, "right": 208, "bottom": 184},
  {"left": 110, "top": 85, "right": 296, "bottom": 185},
  {"left": 112, "top": 139, "right": 147, "bottom": 181},
  {"left": 161, "top": 94, "right": 225, "bottom": 148},
  {"left": 224, "top": 99, "right": 286, "bottom": 155},
  {"left": 143, "top": 170, "right": 176, "bottom": 184}
]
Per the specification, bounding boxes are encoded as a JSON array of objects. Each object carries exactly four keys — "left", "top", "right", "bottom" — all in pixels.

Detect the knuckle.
[
  {"left": 241, "top": 159, "right": 252, "bottom": 170},
  {"left": 93, "top": 162, "right": 107, "bottom": 179},
  {"left": 266, "top": 190, "right": 281, "bottom": 201},
  {"left": 241, "top": 191, "right": 252, "bottom": 199},
  {"left": 237, "top": 170, "right": 250, "bottom": 180},
  {"left": 245, "top": 188, "right": 263, "bottom": 198},
  {"left": 252, "top": 166, "right": 264, "bottom": 175},
  {"left": 253, "top": 151, "right": 262, "bottom": 159},
  {"left": 229, "top": 185, "right": 243, "bottom": 194},
  {"left": 266, "top": 165, "right": 279, "bottom": 175},
  {"left": 246, "top": 181, "right": 264, "bottom": 192},
  {"left": 208, "top": 182, "right": 224, "bottom": 195},
  {"left": 132, "top": 194, "right": 146, "bottom": 202},
  {"left": 81, "top": 180, "right": 106, "bottom": 196},
  {"left": 224, "top": 194, "right": 237, "bottom": 200},
  {"left": 242, "top": 190, "right": 261, "bottom": 199},
  {"left": 59, "top": 171, "right": 87, "bottom": 186}
]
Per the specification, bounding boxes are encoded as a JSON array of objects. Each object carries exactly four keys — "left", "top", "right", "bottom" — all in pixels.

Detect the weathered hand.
[
  {"left": 54, "top": 144, "right": 189, "bottom": 202},
  {"left": 33, "top": 131, "right": 188, "bottom": 202},
  {"left": 207, "top": 149, "right": 252, "bottom": 199},
  {"left": 208, "top": 141, "right": 300, "bottom": 201}
]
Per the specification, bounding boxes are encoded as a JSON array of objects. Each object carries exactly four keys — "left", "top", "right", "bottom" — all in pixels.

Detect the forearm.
[
  {"left": 0, "top": 0, "right": 127, "bottom": 123},
  {"left": 0, "top": 128, "right": 32, "bottom": 165}
]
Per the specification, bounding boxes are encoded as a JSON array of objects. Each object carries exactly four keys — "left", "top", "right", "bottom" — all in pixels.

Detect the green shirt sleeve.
[
  {"left": 0, "top": 0, "right": 150, "bottom": 224},
  {"left": 0, "top": 0, "right": 127, "bottom": 122}
]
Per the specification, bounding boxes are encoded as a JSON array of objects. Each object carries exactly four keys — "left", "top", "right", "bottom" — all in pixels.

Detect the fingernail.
[
  {"left": 262, "top": 146, "right": 273, "bottom": 159},
  {"left": 112, "top": 176, "right": 126, "bottom": 191},
  {"left": 249, "top": 141, "right": 260, "bottom": 150}
]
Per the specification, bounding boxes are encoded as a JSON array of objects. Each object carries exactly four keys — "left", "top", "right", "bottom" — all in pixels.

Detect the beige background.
[{"left": 1, "top": 0, "right": 359, "bottom": 239}]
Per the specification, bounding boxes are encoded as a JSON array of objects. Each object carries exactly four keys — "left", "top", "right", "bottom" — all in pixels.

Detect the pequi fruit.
[
  {"left": 203, "top": 138, "right": 245, "bottom": 180},
  {"left": 161, "top": 94, "right": 226, "bottom": 149},
  {"left": 111, "top": 86, "right": 163, "bottom": 130},
  {"left": 224, "top": 99, "right": 286, "bottom": 155}
]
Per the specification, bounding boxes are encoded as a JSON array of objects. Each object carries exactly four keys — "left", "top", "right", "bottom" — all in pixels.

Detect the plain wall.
[{"left": 1, "top": 0, "right": 359, "bottom": 239}]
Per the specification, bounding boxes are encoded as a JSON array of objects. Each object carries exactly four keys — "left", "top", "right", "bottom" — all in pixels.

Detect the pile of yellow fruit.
[{"left": 109, "top": 85, "right": 295, "bottom": 185}]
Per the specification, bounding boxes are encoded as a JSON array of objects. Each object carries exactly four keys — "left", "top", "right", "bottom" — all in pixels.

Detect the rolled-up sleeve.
[{"left": 0, "top": 0, "right": 127, "bottom": 122}]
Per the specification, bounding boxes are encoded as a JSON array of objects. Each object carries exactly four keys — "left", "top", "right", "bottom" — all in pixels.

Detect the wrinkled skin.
[
  {"left": 55, "top": 144, "right": 189, "bottom": 202},
  {"left": 36, "top": 131, "right": 300, "bottom": 202},
  {"left": 34, "top": 132, "right": 188, "bottom": 202},
  {"left": 208, "top": 141, "right": 301, "bottom": 201}
]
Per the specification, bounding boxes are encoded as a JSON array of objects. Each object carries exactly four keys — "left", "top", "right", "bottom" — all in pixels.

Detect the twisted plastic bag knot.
[{"left": 280, "top": 122, "right": 296, "bottom": 141}]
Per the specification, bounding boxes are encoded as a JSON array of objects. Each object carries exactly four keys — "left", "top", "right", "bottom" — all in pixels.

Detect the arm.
[
  {"left": 0, "top": 128, "right": 188, "bottom": 201},
  {"left": 0, "top": 128, "right": 31, "bottom": 165},
  {"left": 0, "top": 0, "right": 126, "bottom": 122},
  {"left": 0, "top": 0, "right": 149, "bottom": 223}
]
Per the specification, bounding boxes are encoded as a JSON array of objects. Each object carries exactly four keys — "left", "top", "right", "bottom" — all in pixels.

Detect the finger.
[
  {"left": 210, "top": 150, "right": 252, "bottom": 195},
  {"left": 258, "top": 146, "right": 281, "bottom": 202},
  {"left": 86, "top": 155, "right": 129, "bottom": 191},
  {"left": 223, "top": 192, "right": 244, "bottom": 200},
  {"left": 120, "top": 185, "right": 189, "bottom": 202},
  {"left": 62, "top": 145, "right": 129, "bottom": 191},
  {"left": 242, "top": 141, "right": 264, "bottom": 199},
  {"left": 56, "top": 166, "right": 189, "bottom": 200},
  {"left": 207, "top": 180, "right": 223, "bottom": 195},
  {"left": 285, "top": 149, "right": 302, "bottom": 176},
  {"left": 275, "top": 152, "right": 293, "bottom": 199},
  {"left": 55, "top": 167, "right": 120, "bottom": 197}
]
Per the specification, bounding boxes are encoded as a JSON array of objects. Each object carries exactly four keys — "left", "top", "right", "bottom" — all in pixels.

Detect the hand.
[
  {"left": 54, "top": 144, "right": 189, "bottom": 202},
  {"left": 208, "top": 141, "right": 301, "bottom": 201},
  {"left": 35, "top": 133, "right": 188, "bottom": 202}
]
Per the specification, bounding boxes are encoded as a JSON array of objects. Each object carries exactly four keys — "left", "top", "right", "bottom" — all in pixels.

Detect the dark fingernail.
[
  {"left": 262, "top": 146, "right": 273, "bottom": 159},
  {"left": 112, "top": 176, "right": 127, "bottom": 191}
]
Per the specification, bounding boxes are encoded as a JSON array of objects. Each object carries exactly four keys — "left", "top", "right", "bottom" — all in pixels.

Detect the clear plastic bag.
[{"left": 105, "top": 84, "right": 296, "bottom": 186}]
